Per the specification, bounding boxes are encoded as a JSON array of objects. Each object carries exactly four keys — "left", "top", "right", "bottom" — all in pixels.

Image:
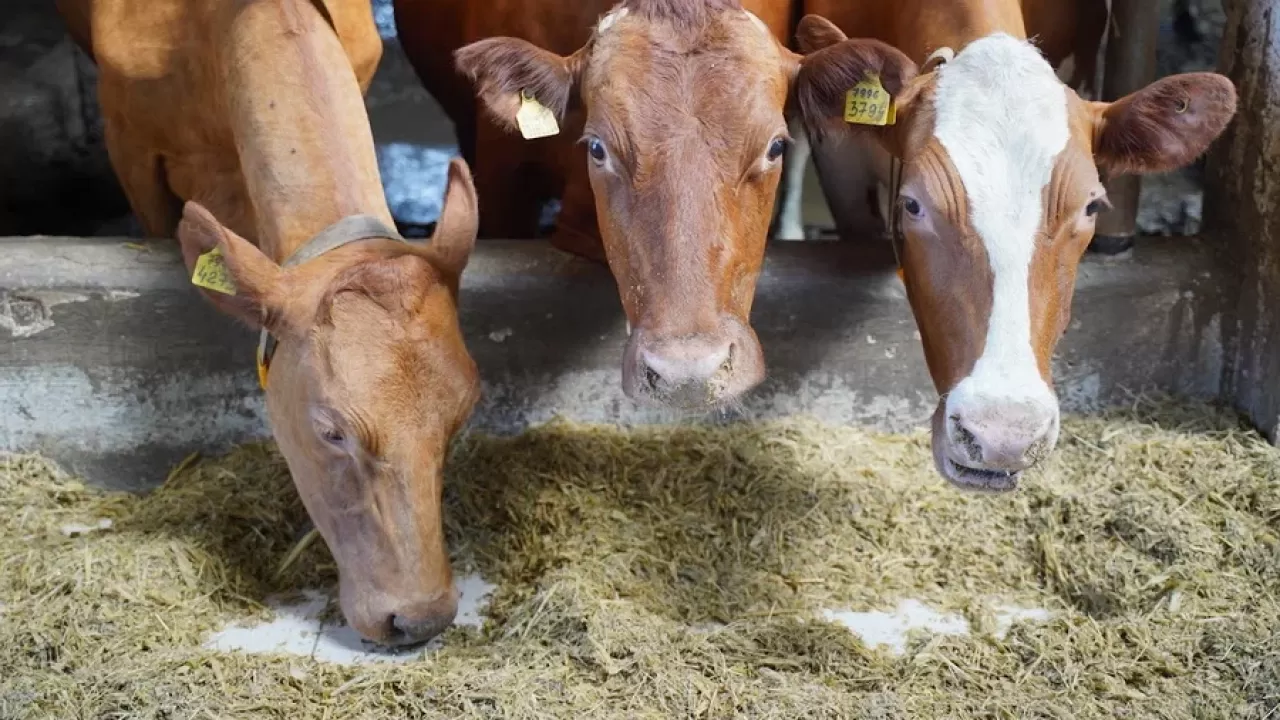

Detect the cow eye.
[
  {"left": 311, "top": 407, "right": 350, "bottom": 449},
  {"left": 587, "top": 136, "right": 607, "bottom": 163},
  {"left": 766, "top": 137, "right": 787, "bottom": 162},
  {"left": 320, "top": 426, "right": 345, "bottom": 446},
  {"left": 902, "top": 197, "right": 923, "bottom": 218}
]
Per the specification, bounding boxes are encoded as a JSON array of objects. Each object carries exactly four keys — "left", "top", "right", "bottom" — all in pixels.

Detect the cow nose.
[
  {"left": 388, "top": 611, "right": 454, "bottom": 646},
  {"left": 950, "top": 402, "right": 1057, "bottom": 472},
  {"left": 638, "top": 339, "right": 734, "bottom": 399},
  {"left": 379, "top": 592, "right": 459, "bottom": 647}
]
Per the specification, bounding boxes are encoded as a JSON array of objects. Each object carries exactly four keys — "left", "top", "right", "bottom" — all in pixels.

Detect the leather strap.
[{"left": 256, "top": 214, "right": 403, "bottom": 389}]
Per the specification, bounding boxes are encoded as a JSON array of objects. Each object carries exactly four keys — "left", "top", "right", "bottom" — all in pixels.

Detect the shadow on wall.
[
  {"left": 0, "top": 0, "right": 1225, "bottom": 239},
  {"left": 0, "top": 0, "right": 129, "bottom": 237}
]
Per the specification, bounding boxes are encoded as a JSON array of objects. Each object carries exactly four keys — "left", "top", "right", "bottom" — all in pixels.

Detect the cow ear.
[
  {"left": 1093, "top": 72, "right": 1237, "bottom": 176},
  {"left": 455, "top": 37, "right": 585, "bottom": 135},
  {"left": 793, "top": 16, "right": 918, "bottom": 144},
  {"left": 795, "top": 13, "right": 847, "bottom": 53},
  {"left": 423, "top": 157, "right": 479, "bottom": 289},
  {"left": 176, "top": 202, "right": 293, "bottom": 332}
]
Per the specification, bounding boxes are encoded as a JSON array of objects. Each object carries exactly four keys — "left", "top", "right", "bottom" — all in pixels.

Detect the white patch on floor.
[
  {"left": 205, "top": 573, "right": 496, "bottom": 666},
  {"left": 822, "top": 599, "right": 1051, "bottom": 655},
  {"left": 991, "top": 604, "right": 1052, "bottom": 639},
  {"left": 60, "top": 518, "right": 113, "bottom": 537}
]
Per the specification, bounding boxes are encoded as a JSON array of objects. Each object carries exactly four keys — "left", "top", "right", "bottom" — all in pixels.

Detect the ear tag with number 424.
[
  {"left": 516, "top": 90, "right": 560, "bottom": 140},
  {"left": 191, "top": 247, "right": 238, "bottom": 296},
  {"left": 844, "top": 73, "right": 896, "bottom": 127}
]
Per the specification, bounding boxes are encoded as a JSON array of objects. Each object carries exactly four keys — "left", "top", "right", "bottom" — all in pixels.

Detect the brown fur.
[
  {"left": 59, "top": 0, "right": 483, "bottom": 646},
  {"left": 1094, "top": 73, "right": 1239, "bottom": 176},
  {"left": 454, "top": 39, "right": 583, "bottom": 131},
  {"left": 626, "top": 0, "right": 744, "bottom": 25}
]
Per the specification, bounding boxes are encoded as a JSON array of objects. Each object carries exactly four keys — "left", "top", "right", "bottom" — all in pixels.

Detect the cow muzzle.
[
  {"left": 931, "top": 395, "right": 1060, "bottom": 492},
  {"left": 622, "top": 317, "right": 764, "bottom": 410}
]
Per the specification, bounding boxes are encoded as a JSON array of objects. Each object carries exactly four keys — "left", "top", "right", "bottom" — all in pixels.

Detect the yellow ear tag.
[
  {"left": 256, "top": 355, "right": 269, "bottom": 390},
  {"left": 515, "top": 90, "right": 560, "bottom": 140},
  {"left": 191, "top": 247, "right": 238, "bottom": 296},
  {"left": 843, "top": 73, "right": 896, "bottom": 127}
]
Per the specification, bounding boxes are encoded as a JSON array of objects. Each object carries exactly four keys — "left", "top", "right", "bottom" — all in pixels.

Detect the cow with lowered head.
[{"left": 57, "top": 0, "right": 483, "bottom": 645}]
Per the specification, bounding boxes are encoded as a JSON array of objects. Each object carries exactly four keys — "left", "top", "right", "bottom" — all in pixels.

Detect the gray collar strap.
[{"left": 256, "top": 214, "right": 404, "bottom": 389}]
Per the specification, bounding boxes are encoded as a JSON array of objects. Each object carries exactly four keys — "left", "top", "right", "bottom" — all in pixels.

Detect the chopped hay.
[{"left": 2, "top": 396, "right": 1279, "bottom": 719}]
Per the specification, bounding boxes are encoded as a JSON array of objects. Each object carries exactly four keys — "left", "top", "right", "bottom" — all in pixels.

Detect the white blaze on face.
[{"left": 933, "top": 34, "right": 1067, "bottom": 419}]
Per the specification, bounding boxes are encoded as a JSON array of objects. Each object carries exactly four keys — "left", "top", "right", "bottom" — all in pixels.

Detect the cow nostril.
[
  {"left": 644, "top": 367, "right": 662, "bottom": 391},
  {"left": 950, "top": 416, "right": 983, "bottom": 462},
  {"left": 388, "top": 613, "right": 451, "bottom": 646}
]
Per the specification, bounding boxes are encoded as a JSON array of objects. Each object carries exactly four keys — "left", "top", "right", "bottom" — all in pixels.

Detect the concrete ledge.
[{"left": 1, "top": 236, "right": 1222, "bottom": 490}]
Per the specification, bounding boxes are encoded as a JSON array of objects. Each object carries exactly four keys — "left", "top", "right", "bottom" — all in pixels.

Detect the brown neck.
[
  {"left": 220, "top": 0, "right": 394, "bottom": 262},
  {"left": 851, "top": 0, "right": 1028, "bottom": 64}
]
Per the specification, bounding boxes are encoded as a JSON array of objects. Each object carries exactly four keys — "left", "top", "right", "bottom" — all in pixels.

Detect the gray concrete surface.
[{"left": 1, "top": 235, "right": 1223, "bottom": 490}]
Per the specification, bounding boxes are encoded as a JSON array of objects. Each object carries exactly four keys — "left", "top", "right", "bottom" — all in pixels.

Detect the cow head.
[
  {"left": 795, "top": 16, "right": 1236, "bottom": 490},
  {"left": 178, "top": 159, "right": 482, "bottom": 645},
  {"left": 455, "top": 0, "right": 801, "bottom": 410}
]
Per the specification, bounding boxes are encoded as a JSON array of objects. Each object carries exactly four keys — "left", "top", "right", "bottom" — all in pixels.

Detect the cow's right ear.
[
  {"left": 455, "top": 37, "right": 585, "bottom": 135},
  {"left": 177, "top": 202, "right": 293, "bottom": 332},
  {"left": 793, "top": 15, "right": 918, "bottom": 144}
]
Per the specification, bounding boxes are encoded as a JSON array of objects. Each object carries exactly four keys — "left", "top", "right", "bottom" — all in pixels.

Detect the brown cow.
[
  {"left": 789, "top": 0, "right": 1110, "bottom": 239},
  {"left": 395, "top": 0, "right": 802, "bottom": 410},
  {"left": 58, "top": 0, "right": 481, "bottom": 645},
  {"left": 794, "top": 3, "right": 1236, "bottom": 490}
]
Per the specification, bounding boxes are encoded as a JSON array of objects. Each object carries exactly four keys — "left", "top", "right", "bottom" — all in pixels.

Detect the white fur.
[
  {"left": 597, "top": 7, "right": 627, "bottom": 33},
  {"left": 925, "top": 46, "right": 955, "bottom": 68},
  {"left": 743, "top": 9, "right": 769, "bottom": 36},
  {"left": 933, "top": 34, "right": 1067, "bottom": 421},
  {"left": 774, "top": 117, "right": 811, "bottom": 241}
]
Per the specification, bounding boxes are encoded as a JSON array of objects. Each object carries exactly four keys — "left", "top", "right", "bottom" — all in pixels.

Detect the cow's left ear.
[
  {"left": 793, "top": 15, "right": 918, "bottom": 144},
  {"left": 1093, "top": 72, "right": 1237, "bottom": 176},
  {"left": 455, "top": 37, "right": 586, "bottom": 135}
]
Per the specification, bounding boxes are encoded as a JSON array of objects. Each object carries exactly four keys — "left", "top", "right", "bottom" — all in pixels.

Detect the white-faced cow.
[{"left": 794, "top": 2, "right": 1237, "bottom": 489}]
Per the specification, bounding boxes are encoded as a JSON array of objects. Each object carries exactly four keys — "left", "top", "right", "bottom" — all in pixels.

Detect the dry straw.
[{"left": 2, "top": 395, "right": 1278, "bottom": 718}]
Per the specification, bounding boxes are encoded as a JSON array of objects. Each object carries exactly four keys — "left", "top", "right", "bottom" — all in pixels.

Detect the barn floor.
[{"left": 3, "top": 397, "right": 1279, "bottom": 719}]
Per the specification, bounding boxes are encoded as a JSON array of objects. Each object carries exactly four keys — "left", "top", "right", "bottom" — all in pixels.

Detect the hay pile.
[{"left": 3, "top": 397, "right": 1279, "bottom": 718}]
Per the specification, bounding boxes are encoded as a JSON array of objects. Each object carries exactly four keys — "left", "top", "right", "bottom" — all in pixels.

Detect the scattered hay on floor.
[{"left": 2, "top": 396, "right": 1279, "bottom": 719}]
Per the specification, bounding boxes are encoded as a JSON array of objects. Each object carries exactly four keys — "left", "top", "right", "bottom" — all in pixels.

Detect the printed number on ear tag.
[
  {"left": 191, "top": 247, "right": 237, "bottom": 296},
  {"left": 516, "top": 90, "right": 560, "bottom": 140},
  {"left": 844, "top": 73, "right": 896, "bottom": 127}
]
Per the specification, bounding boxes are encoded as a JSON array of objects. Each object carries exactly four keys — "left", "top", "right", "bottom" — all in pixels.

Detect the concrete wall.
[{"left": 1, "top": 235, "right": 1223, "bottom": 489}]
